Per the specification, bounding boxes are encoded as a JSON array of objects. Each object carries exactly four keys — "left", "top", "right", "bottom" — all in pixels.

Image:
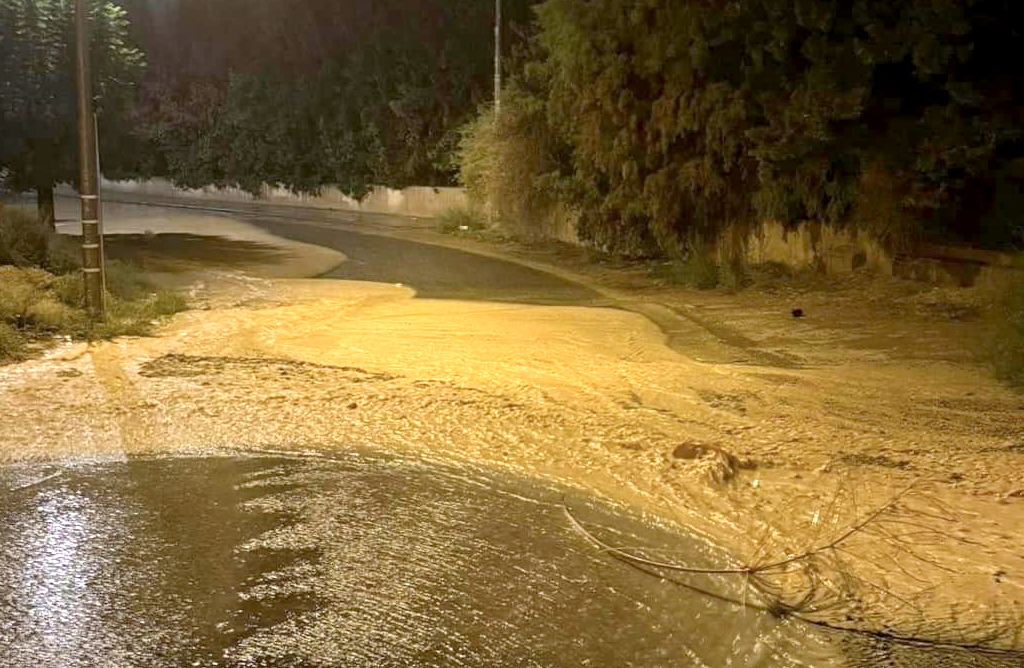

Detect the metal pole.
[
  {"left": 75, "top": 0, "right": 104, "bottom": 318},
  {"left": 94, "top": 113, "right": 106, "bottom": 307},
  {"left": 494, "top": 0, "right": 501, "bottom": 121}
]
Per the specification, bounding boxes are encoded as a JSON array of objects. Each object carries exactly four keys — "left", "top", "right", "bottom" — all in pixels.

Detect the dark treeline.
[
  {"left": 464, "top": 0, "right": 1024, "bottom": 255},
  {"left": 118, "top": 0, "right": 533, "bottom": 195},
  {"left": 4, "top": 0, "right": 1023, "bottom": 254}
]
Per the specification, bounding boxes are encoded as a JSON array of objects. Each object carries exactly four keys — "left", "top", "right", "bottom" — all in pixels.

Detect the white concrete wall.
[
  {"left": 714, "top": 219, "right": 893, "bottom": 275},
  {"left": 99, "top": 178, "right": 469, "bottom": 219},
  {"left": 94, "top": 178, "right": 1017, "bottom": 286},
  {"left": 741, "top": 219, "right": 893, "bottom": 275}
]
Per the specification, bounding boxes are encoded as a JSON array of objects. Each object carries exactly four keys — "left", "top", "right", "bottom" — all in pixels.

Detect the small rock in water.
[
  {"left": 671, "top": 442, "right": 739, "bottom": 485},
  {"left": 791, "top": 308, "right": 805, "bottom": 318},
  {"left": 672, "top": 443, "right": 711, "bottom": 459}
]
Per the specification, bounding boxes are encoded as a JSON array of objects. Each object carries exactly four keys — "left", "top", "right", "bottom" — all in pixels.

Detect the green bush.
[
  {"left": 0, "top": 266, "right": 54, "bottom": 326},
  {"left": 0, "top": 322, "right": 25, "bottom": 360},
  {"left": 46, "top": 235, "right": 82, "bottom": 274},
  {"left": 103, "top": 259, "right": 152, "bottom": 301},
  {"left": 719, "top": 258, "right": 750, "bottom": 293},
  {"left": 0, "top": 262, "right": 187, "bottom": 359},
  {"left": 24, "top": 296, "right": 85, "bottom": 332},
  {"left": 150, "top": 290, "right": 188, "bottom": 317},
  {"left": 50, "top": 273, "right": 84, "bottom": 307},
  {"left": 435, "top": 206, "right": 488, "bottom": 234},
  {"left": 987, "top": 276, "right": 1024, "bottom": 387},
  {"left": 0, "top": 206, "right": 188, "bottom": 360},
  {"left": 0, "top": 206, "right": 82, "bottom": 272},
  {"left": 97, "top": 296, "right": 159, "bottom": 338},
  {"left": 0, "top": 206, "right": 50, "bottom": 266},
  {"left": 654, "top": 245, "right": 720, "bottom": 290},
  {"left": 749, "top": 261, "right": 796, "bottom": 283},
  {"left": 458, "top": 88, "right": 567, "bottom": 239}
]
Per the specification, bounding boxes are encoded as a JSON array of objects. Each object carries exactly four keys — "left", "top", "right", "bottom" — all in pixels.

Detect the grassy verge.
[
  {"left": 435, "top": 206, "right": 489, "bottom": 235},
  {"left": 0, "top": 205, "right": 188, "bottom": 362},
  {"left": 985, "top": 270, "right": 1024, "bottom": 388},
  {"left": 651, "top": 249, "right": 721, "bottom": 290}
]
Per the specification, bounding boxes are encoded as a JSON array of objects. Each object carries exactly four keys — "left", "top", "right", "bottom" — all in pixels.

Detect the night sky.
[{"left": 119, "top": 0, "right": 506, "bottom": 77}]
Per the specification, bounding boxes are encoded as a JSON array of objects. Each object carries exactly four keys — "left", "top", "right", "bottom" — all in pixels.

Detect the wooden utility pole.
[{"left": 75, "top": 0, "right": 104, "bottom": 318}]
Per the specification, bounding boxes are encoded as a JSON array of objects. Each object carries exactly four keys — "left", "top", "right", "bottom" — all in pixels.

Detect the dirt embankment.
[{"left": 2, "top": 205, "right": 1023, "bottom": 653}]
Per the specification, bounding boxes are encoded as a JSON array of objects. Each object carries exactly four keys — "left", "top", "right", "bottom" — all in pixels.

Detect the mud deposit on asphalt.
[
  {"left": 4, "top": 202, "right": 1024, "bottom": 659},
  {"left": 1, "top": 452, "right": 1013, "bottom": 668}
]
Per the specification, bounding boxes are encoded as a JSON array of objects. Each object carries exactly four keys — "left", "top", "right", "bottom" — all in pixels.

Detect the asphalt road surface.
[
  {"left": 224, "top": 212, "right": 605, "bottom": 306},
  {"left": 1, "top": 451, "right": 845, "bottom": 668},
  {"left": 3, "top": 451, "right": 1008, "bottom": 668}
]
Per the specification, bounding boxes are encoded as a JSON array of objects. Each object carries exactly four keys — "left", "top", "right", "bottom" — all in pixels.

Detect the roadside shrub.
[
  {"left": 24, "top": 296, "right": 85, "bottom": 332},
  {"left": 679, "top": 250, "right": 721, "bottom": 290},
  {"left": 0, "top": 322, "right": 25, "bottom": 360},
  {"left": 0, "top": 219, "right": 188, "bottom": 359},
  {"left": 150, "top": 290, "right": 188, "bottom": 316},
  {"left": 0, "top": 266, "right": 54, "bottom": 327},
  {"left": 46, "top": 235, "right": 82, "bottom": 274},
  {"left": 96, "top": 297, "right": 158, "bottom": 338},
  {"left": 987, "top": 274, "right": 1024, "bottom": 387},
  {"left": 0, "top": 207, "right": 50, "bottom": 266},
  {"left": 435, "top": 206, "right": 488, "bottom": 234},
  {"left": 103, "top": 260, "right": 152, "bottom": 301},
  {"left": 654, "top": 244, "right": 720, "bottom": 290},
  {"left": 459, "top": 88, "right": 566, "bottom": 239},
  {"left": 749, "top": 261, "right": 795, "bottom": 283},
  {"left": 719, "top": 258, "right": 750, "bottom": 292},
  {"left": 50, "top": 273, "right": 84, "bottom": 307}
]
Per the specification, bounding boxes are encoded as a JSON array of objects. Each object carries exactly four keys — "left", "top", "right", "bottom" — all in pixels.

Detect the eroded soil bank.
[{"left": 2, "top": 201, "right": 1023, "bottom": 655}]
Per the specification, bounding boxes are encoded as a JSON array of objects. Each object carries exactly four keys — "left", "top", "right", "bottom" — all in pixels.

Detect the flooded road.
[
  {"left": 0, "top": 451, "right": 822, "bottom": 667},
  {"left": 3, "top": 200, "right": 1022, "bottom": 665},
  {"left": 0, "top": 452, "right": 1012, "bottom": 668}
]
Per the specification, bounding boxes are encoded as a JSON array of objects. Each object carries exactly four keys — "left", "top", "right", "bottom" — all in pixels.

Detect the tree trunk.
[
  {"left": 31, "top": 139, "right": 56, "bottom": 230},
  {"left": 36, "top": 184, "right": 55, "bottom": 230}
]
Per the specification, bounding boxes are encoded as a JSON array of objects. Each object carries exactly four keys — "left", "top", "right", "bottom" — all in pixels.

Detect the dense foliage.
[
  {"left": 5, "top": 0, "right": 1021, "bottom": 254},
  {"left": 0, "top": 0, "right": 145, "bottom": 223},
  {"left": 128, "top": 0, "right": 532, "bottom": 196},
  {"left": 466, "top": 0, "right": 1024, "bottom": 255}
]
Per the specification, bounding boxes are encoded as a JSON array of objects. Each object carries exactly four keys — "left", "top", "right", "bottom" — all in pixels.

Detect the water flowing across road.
[{"left": 1, "top": 451, "right": 1013, "bottom": 667}]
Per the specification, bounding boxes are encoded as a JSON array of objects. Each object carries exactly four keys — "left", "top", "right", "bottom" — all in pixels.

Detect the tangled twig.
[{"left": 564, "top": 481, "right": 918, "bottom": 578}]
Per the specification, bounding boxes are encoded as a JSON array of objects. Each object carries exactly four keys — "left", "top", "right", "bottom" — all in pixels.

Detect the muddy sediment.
[{"left": 2, "top": 202, "right": 1024, "bottom": 655}]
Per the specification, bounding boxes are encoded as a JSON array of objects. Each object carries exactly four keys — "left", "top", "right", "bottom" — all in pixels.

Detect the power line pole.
[
  {"left": 75, "top": 0, "right": 104, "bottom": 318},
  {"left": 494, "top": 0, "right": 502, "bottom": 122}
]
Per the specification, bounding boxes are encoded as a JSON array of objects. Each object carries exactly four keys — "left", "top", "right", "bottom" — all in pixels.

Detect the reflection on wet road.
[
  {"left": 0, "top": 451, "right": 841, "bottom": 667},
  {"left": 2, "top": 452, "right": 1011, "bottom": 667}
]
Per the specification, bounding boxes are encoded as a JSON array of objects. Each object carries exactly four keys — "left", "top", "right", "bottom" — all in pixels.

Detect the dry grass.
[
  {"left": 0, "top": 205, "right": 50, "bottom": 267},
  {"left": 983, "top": 267, "right": 1024, "bottom": 388},
  {"left": 0, "top": 322, "right": 25, "bottom": 361},
  {"left": 1, "top": 212, "right": 188, "bottom": 360},
  {"left": 651, "top": 245, "right": 721, "bottom": 290},
  {"left": 435, "top": 206, "right": 489, "bottom": 235}
]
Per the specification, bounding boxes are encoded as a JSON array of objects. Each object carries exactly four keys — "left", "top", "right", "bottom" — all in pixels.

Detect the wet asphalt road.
[
  {"left": 2, "top": 452, "right": 1018, "bottom": 668},
  {"left": 235, "top": 214, "right": 604, "bottom": 306},
  {"left": 1, "top": 452, "right": 841, "bottom": 668}
]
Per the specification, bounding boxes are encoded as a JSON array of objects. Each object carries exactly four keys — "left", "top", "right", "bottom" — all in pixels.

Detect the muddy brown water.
[{"left": 0, "top": 450, "right": 1016, "bottom": 668}]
